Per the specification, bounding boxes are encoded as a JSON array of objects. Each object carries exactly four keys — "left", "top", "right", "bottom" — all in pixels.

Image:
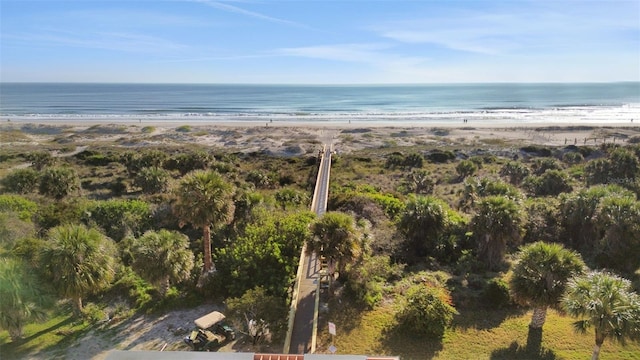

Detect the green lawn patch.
[
  {"left": 317, "top": 303, "right": 640, "bottom": 360},
  {"left": 0, "top": 306, "right": 90, "bottom": 359}
]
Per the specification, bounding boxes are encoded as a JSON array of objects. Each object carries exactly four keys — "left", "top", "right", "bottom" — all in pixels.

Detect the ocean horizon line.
[{"left": 2, "top": 81, "right": 639, "bottom": 86}]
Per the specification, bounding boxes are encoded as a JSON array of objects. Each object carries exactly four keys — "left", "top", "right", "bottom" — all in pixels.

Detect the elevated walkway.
[{"left": 284, "top": 146, "right": 331, "bottom": 354}]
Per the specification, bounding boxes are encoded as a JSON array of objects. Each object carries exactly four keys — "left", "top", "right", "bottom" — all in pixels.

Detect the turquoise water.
[{"left": 1, "top": 83, "right": 639, "bottom": 124}]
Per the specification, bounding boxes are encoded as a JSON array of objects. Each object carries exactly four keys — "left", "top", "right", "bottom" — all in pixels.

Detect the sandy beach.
[{"left": 2, "top": 119, "right": 639, "bottom": 156}]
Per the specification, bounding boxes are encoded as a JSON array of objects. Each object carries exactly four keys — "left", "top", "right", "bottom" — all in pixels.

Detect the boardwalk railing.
[{"left": 283, "top": 145, "right": 328, "bottom": 354}]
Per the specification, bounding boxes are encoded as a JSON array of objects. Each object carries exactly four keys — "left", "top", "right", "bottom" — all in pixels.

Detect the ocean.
[{"left": 1, "top": 83, "right": 639, "bottom": 125}]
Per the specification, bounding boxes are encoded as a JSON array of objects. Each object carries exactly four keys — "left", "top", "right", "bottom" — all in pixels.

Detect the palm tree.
[
  {"left": 510, "top": 241, "right": 586, "bottom": 329},
  {"left": 405, "top": 169, "right": 435, "bottom": 194},
  {"left": 472, "top": 195, "right": 524, "bottom": 270},
  {"left": 593, "top": 195, "right": 640, "bottom": 273},
  {"left": 129, "top": 230, "right": 195, "bottom": 296},
  {"left": 0, "top": 258, "right": 52, "bottom": 341},
  {"left": 562, "top": 271, "right": 640, "bottom": 360},
  {"left": 398, "top": 196, "right": 449, "bottom": 258},
  {"left": 41, "top": 224, "right": 117, "bottom": 313},
  {"left": 308, "top": 211, "right": 360, "bottom": 278},
  {"left": 174, "top": 170, "right": 234, "bottom": 273}
]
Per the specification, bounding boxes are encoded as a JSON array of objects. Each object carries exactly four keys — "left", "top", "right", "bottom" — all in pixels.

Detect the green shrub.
[
  {"left": 112, "top": 266, "right": 153, "bottom": 309},
  {"left": 165, "top": 151, "right": 212, "bottom": 175},
  {"left": 427, "top": 150, "right": 456, "bottom": 163},
  {"left": 483, "top": 278, "right": 511, "bottom": 309},
  {"left": 82, "top": 303, "right": 107, "bottom": 324},
  {"left": 85, "top": 154, "right": 114, "bottom": 166},
  {"left": 1, "top": 168, "right": 40, "bottom": 194},
  {"left": 500, "top": 161, "right": 531, "bottom": 185},
  {"left": 26, "top": 151, "right": 55, "bottom": 170},
  {"left": 456, "top": 160, "right": 478, "bottom": 179},
  {"left": 84, "top": 199, "right": 152, "bottom": 241},
  {"left": 563, "top": 151, "right": 584, "bottom": 164},
  {"left": 0, "top": 212, "right": 36, "bottom": 249},
  {"left": 35, "top": 199, "right": 88, "bottom": 232},
  {"left": 0, "top": 194, "right": 38, "bottom": 221},
  {"left": 122, "top": 150, "right": 168, "bottom": 176},
  {"left": 346, "top": 255, "right": 404, "bottom": 308},
  {"left": 110, "top": 178, "right": 128, "bottom": 195},
  {"left": 524, "top": 170, "right": 573, "bottom": 196},
  {"left": 532, "top": 158, "right": 562, "bottom": 175},
  {"left": 38, "top": 166, "right": 80, "bottom": 199},
  {"left": 520, "top": 145, "right": 552, "bottom": 157},
  {"left": 397, "top": 283, "right": 457, "bottom": 338},
  {"left": 176, "top": 125, "right": 191, "bottom": 133},
  {"left": 134, "top": 167, "right": 169, "bottom": 194}
]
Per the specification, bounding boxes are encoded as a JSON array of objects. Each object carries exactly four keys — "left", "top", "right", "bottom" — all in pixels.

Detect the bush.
[
  {"left": 532, "top": 158, "right": 562, "bottom": 175},
  {"left": 346, "top": 255, "right": 404, "bottom": 308},
  {"left": 427, "top": 150, "right": 456, "bottom": 163},
  {"left": 0, "top": 194, "right": 38, "bottom": 221},
  {"left": 483, "top": 278, "right": 511, "bottom": 309},
  {"left": 82, "top": 303, "right": 107, "bottom": 324},
  {"left": 500, "top": 161, "right": 530, "bottom": 185},
  {"left": 524, "top": 170, "right": 573, "bottom": 196},
  {"left": 0, "top": 212, "right": 36, "bottom": 249},
  {"left": 85, "top": 154, "right": 114, "bottom": 166},
  {"left": 35, "top": 199, "right": 88, "bottom": 233},
  {"left": 84, "top": 199, "right": 152, "bottom": 241},
  {"left": 1, "top": 168, "right": 40, "bottom": 194},
  {"left": 456, "top": 160, "right": 478, "bottom": 179},
  {"left": 110, "top": 178, "right": 128, "bottom": 195},
  {"left": 122, "top": 150, "right": 168, "bottom": 176},
  {"left": 134, "top": 167, "right": 169, "bottom": 194},
  {"left": 165, "top": 151, "right": 212, "bottom": 175},
  {"left": 38, "top": 166, "right": 80, "bottom": 199},
  {"left": 26, "top": 151, "right": 55, "bottom": 170},
  {"left": 563, "top": 151, "right": 584, "bottom": 165},
  {"left": 520, "top": 145, "right": 552, "bottom": 157},
  {"left": 397, "top": 283, "right": 457, "bottom": 338}
]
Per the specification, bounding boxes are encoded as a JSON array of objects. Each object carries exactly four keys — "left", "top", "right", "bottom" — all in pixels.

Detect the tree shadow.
[
  {"left": 376, "top": 324, "right": 444, "bottom": 360},
  {"left": 478, "top": 325, "right": 549, "bottom": 360},
  {"left": 525, "top": 326, "right": 543, "bottom": 354},
  {"left": 451, "top": 307, "right": 527, "bottom": 331},
  {"left": 19, "top": 316, "right": 75, "bottom": 344},
  {"left": 1, "top": 316, "right": 89, "bottom": 359},
  {"left": 490, "top": 340, "right": 557, "bottom": 360}
]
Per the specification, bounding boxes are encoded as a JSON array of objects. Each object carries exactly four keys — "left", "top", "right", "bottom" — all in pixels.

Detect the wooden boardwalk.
[{"left": 286, "top": 145, "right": 332, "bottom": 354}]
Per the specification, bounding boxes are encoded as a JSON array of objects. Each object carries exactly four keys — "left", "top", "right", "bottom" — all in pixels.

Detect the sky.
[{"left": 1, "top": 0, "right": 639, "bottom": 84}]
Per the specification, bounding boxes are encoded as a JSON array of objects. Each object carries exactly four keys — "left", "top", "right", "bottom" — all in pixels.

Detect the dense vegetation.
[{"left": 1, "top": 126, "right": 640, "bottom": 359}]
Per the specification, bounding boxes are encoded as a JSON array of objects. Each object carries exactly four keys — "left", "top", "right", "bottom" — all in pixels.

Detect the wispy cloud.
[
  {"left": 155, "top": 53, "right": 279, "bottom": 63},
  {"left": 277, "top": 43, "right": 394, "bottom": 63},
  {"left": 3, "top": 30, "right": 186, "bottom": 54},
  {"left": 373, "top": 4, "right": 640, "bottom": 56},
  {"left": 276, "top": 43, "right": 433, "bottom": 80},
  {"left": 192, "top": 0, "right": 310, "bottom": 29}
]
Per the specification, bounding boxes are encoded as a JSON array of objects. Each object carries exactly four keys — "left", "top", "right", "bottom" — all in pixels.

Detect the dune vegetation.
[{"left": 1, "top": 124, "right": 639, "bottom": 360}]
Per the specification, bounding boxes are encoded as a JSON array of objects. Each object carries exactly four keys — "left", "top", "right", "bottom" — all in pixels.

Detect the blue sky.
[{"left": 1, "top": 0, "right": 638, "bottom": 83}]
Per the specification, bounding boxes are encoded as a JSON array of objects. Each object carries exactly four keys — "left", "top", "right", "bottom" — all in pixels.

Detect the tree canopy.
[
  {"left": 562, "top": 271, "right": 640, "bottom": 360},
  {"left": 41, "top": 224, "right": 117, "bottom": 313},
  {"left": 510, "top": 241, "right": 585, "bottom": 329}
]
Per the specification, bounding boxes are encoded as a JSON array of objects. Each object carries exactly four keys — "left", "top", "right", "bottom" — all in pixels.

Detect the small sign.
[
  {"left": 328, "top": 345, "right": 337, "bottom": 354},
  {"left": 328, "top": 322, "right": 336, "bottom": 336}
]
